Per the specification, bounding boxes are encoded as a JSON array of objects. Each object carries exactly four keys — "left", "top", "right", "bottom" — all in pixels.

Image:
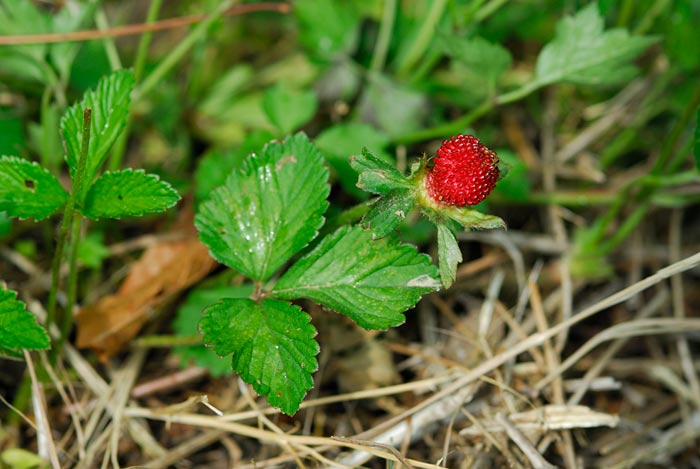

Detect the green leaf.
[
  {"left": 174, "top": 285, "right": 253, "bottom": 377},
  {"left": 694, "top": 108, "right": 700, "bottom": 171},
  {"left": 534, "top": 4, "right": 656, "bottom": 87},
  {"left": 294, "top": 0, "right": 359, "bottom": 60},
  {"left": 273, "top": 226, "right": 440, "bottom": 330},
  {"left": 82, "top": 169, "right": 180, "bottom": 219},
  {"left": 437, "top": 223, "right": 462, "bottom": 288},
  {"left": 0, "top": 1, "right": 49, "bottom": 83},
  {"left": 77, "top": 231, "right": 110, "bottom": 269},
  {"left": 200, "top": 298, "right": 318, "bottom": 415},
  {"left": 492, "top": 150, "right": 531, "bottom": 201},
  {"left": 194, "top": 131, "right": 275, "bottom": 204},
  {"left": 262, "top": 83, "right": 318, "bottom": 135},
  {"left": 0, "top": 448, "right": 48, "bottom": 469},
  {"left": 350, "top": 148, "right": 412, "bottom": 195},
  {"left": 49, "top": 2, "right": 95, "bottom": 81},
  {"left": 61, "top": 70, "right": 135, "bottom": 201},
  {"left": 316, "top": 123, "right": 391, "bottom": 198},
  {"left": 358, "top": 73, "right": 428, "bottom": 137},
  {"left": 0, "top": 112, "right": 25, "bottom": 156},
  {"left": 436, "top": 205, "right": 506, "bottom": 231},
  {"left": 0, "top": 286, "right": 50, "bottom": 359},
  {"left": 0, "top": 156, "right": 67, "bottom": 220},
  {"left": 195, "top": 133, "right": 330, "bottom": 281},
  {"left": 439, "top": 34, "right": 512, "bottom": 90},
  {"left": 361, "top": 190, "right": 415, "bottom": 239},
  {"left": 0, "top": 211, "right": 10, "bottom": 238}
]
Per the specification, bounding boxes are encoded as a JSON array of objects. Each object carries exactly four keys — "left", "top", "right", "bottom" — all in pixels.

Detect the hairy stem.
[{"left": 48, "top": 109, "right": 92, "bottom": 357}]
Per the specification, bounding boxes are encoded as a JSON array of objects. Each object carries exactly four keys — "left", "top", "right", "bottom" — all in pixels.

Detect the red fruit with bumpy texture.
[{"left": 425, "top": 134, "right": 499, "bottom": 206}]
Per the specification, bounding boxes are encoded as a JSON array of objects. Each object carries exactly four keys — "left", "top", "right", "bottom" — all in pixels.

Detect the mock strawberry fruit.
[{"left": 424, "top": 134, "right": 499, "bottom": 206}]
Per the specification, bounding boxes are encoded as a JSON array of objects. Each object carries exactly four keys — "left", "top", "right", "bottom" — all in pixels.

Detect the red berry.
[{"left": 425, "top": 134, "right": 499, "bottom": 206}]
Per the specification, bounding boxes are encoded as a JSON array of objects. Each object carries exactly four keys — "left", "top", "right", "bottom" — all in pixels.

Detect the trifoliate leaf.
[
  {"left": 0, "top": 156, "right": 67, "bottom": 220},
  {"left": 273, "top": 226, "right": 440, "bottom": 330},
  {"left": 360, "top": 190, "right": 415, "bottom": 239},
  {"left": 195, "top": 133, "right": 330, "bottom": 281},
  {"left": 534, "top": 4, "right": 656, "bottom": 87},
  {"left": 0, "top": 286, "right": 50, "bottom": 358},
  {"left": 174, "top": 285, "right": 253, "bottom": 377},
  {"left": 437, "top": 223, "right": 462, "bottom": 288},
  {"left": 262, "top": 83, "right": 318, "bottom": 135},
  {"left": 199, "top": 298, "right": 318, "bottom": 415},
  {"left": 61, "top": 70, "right": 135, "bottom": 201},
  {"left": 82, "top": 169, "right": 180, "bottom": 219},
  {"left": 350, "top": 148, "right": 412, "bottom": 195}
]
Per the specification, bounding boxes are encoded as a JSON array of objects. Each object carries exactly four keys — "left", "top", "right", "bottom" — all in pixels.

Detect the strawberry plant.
[
  {"left": 194, "top": 132, "right": 442, "bottom": 414},
  {"left": 0, "top": 69, "right": 180, "bottom": 355}
]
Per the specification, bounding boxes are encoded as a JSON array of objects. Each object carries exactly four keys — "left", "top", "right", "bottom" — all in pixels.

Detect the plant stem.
[
  {"left": 394, "top": 80, "right": 541, "bottom": 144},
  {"left": 134, "top": 334, "right": 201, "bottom": 348},
  {"left": 396, "top": 0, "right": 448, "bottom": 79},
  {"left": 46, "top": 200, "right": 74, "bottom": 337},
  {"left": 134, "top": 0, "right": 234, "bottom": 101},
  {"left": 370, "top": 0, "right": 397, "bottom": 73},
  {"left": 109, "top": 0, "right": 164, "bottom": 171},
  {"left": 47, "top": 109, "right": 92, "bottom": 357},
  {"left": 474, "top": 0, "right": 509, "bottom": 22},
  {"left": 95, "top": 7, "right": 123, "bottom": 70},
  {"left": 57, "top": 215, "right": 83, "bottom": 352}
]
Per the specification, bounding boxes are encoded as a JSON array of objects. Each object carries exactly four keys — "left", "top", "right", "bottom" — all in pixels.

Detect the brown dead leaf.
[{"left": 76, "top": 211, "right": 217, "bottom": 358}]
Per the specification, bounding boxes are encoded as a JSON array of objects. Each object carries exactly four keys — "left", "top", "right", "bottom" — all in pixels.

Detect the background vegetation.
[{"left": 1, "top": 0, "right": 699, "bottom": 467}]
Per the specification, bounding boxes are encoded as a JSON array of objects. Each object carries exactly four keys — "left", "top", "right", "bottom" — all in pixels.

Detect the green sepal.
[
  {"left": 431, "top": 205, "right": 506, "bottom": 231},
  {"left": 81, "top": 169, "right": 180, "bottom": 219},
  {"left": 436, "top": 223, "right": 462, "bottom": 288},
  {"left": 360, "top": 190, "right": 415, "bottom": 239},
  {"left": 272, "top": 225, "right": 440, "bottom": 330},
  {"left": 0, "top": 156, "right": 67, "bottom": 220},
  {"left": 199, "top": 298, "right": 318, "bottom": 415},
  {"left": 350, "top": 148, "right": 412, "bottom": 195}
]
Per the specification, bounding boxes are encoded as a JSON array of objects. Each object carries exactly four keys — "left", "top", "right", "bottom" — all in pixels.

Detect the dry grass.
[{"left": 6, "top": 214, "right": 699, "bottom": 467}]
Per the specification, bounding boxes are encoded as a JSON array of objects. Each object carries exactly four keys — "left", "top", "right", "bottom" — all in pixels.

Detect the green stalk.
[
  {"left": 95, "top": 7, "right": 123, "bottom": 70},
  {"left": 109, "top": 0, "right": 164, "bottom": 171},
  {"left": 394, "top": 80, "right": 541, "bottom": 144},
  {"left": 396, "top": 0, "right": 448, "bottom": 79},
  {"left": 370, "top": 0, "right": 397, "bottom": 73},
  {"left": 134, "top": 334, "right": 202, "bottom": 348},
  {"left": 47, "top": 109, "right": 92, "bottom": 357},
  {"left": 57, "top": 215, "right": 83, "bottom": 352},
  {"left": 46, "top": 199, "right": 75, "bottom": 335},
  {"left": 474, "top": 0, "right": 509, "bottom": 22},
  {"left": 134, "top": 0, "right": 234, "bottom": 101}
]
